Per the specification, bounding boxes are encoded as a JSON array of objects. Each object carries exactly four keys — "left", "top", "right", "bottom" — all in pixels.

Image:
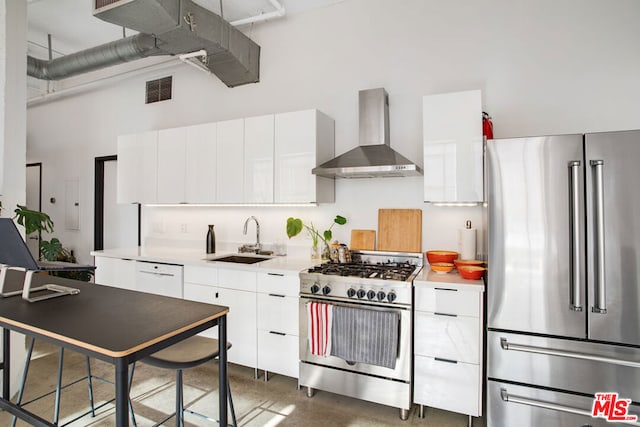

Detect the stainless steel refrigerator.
[{"left": 486, "top": 130, "right": 640, "bottom": 426}]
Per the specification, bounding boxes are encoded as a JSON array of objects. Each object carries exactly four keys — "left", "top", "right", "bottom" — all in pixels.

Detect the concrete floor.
[{"left": 0, "top": 341, "right": 485, "bottom": 426}]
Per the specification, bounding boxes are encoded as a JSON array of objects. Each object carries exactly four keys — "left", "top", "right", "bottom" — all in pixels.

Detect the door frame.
[
  {"left": 26, "top": 162, "right": 42, "bottom": 211},
  {"left": 94, "top": 155, "right": 140, "bottom": 250}
]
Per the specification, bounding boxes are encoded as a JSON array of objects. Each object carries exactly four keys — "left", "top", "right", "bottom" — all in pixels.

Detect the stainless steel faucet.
[{"left": 243, "top": 216, "right": 261, "bottom": 252}]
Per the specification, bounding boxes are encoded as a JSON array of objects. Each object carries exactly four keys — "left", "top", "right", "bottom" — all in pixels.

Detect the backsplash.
[{"left": 142, "top": 177, "right": 485, "bottom": 258}]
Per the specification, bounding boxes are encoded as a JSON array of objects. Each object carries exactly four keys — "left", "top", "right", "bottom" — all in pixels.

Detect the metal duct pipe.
[{"left": 27, "top": 33, "right": 161, "bottom": 80}]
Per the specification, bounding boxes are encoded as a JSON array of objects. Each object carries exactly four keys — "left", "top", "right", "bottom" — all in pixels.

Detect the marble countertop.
[{"left": 414, "top": 266, "right": 485, "bottom": 292}]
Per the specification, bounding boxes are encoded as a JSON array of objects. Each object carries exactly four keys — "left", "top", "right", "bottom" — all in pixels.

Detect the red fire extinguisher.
[{"left": 482, "top": 111, "right": 493, "bottom": 140}]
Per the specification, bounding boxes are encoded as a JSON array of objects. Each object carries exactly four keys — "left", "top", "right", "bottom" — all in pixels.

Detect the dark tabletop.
[{"left": 0, "top": 271, "right": 228, "bottom": 359}]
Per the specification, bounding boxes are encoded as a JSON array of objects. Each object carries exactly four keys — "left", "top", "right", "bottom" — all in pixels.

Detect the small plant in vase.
[{"left": 286, "top": 215, "right": 347, "bottom": 260}]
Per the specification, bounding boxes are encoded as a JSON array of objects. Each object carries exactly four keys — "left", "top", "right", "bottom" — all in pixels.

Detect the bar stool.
[
  {"left": 129, "top": 336, "right": 237, "bottom": 427},
  {"left": 12, "top": 337, "right": 113, "bottom": 427}
]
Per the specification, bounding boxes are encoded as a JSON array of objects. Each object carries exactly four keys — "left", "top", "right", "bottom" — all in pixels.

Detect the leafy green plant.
[
  {"left": 286, "top": 215, "right": 347, "bottom": 251},
  {"left": 12, "top": 205, "right": 93, "bottom": 281},
  {"left": 14, "top": 204, "right": 54, "bottom": 235}
]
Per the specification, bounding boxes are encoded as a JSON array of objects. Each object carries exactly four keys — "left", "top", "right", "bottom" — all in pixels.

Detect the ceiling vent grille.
[{"left": 145, "top": 76, "right": 172, "bottom": 104}]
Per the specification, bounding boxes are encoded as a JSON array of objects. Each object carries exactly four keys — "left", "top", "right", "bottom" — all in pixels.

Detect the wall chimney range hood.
[{"left": 312, "top": 88, "right": 422, "bottom": 178}]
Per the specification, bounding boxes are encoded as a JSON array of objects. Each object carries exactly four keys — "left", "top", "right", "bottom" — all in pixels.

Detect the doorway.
[
  {"left": 94, "top": 156, "right": 139, "bottom": 250},
  {"left": 26, "top": 162, "right": 42, "bottom": 258}
]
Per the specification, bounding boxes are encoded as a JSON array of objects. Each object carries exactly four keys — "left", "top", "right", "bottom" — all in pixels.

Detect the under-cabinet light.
[
  {"left": 144, "top": 203, "right": 318, "bottom": 207},
  {"left": 429, "top": 202, "right": 481, "bottom": 207}
]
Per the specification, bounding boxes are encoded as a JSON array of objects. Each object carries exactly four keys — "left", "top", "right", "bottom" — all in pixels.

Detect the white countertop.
[
  {"left": 90, "top": 246, "right": 321, "bottom": 274},
  {"left": 414, "top": 266, "right": 485, "bottom": 292}
]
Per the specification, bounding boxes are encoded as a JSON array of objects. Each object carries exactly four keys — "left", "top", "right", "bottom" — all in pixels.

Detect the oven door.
[{"left": 299, "top": 295, "right": 411, "bottom": 382}]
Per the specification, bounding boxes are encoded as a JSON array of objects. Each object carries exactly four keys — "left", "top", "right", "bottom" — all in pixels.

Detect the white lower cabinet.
[
  {"left": 183, "top": 265, "right": 257, "bottom": 369},
  {"left": 135, "top": 261, "right": 183, "bottom": 298},
  {"left": 94, "top": 257, "right": 136, "bottom": 291},
  {"left": 256, "top": 271, "right": 300, "bottom": 379},
  {"left": 413, "top": 277, "right": 484, "bottom": 420}
]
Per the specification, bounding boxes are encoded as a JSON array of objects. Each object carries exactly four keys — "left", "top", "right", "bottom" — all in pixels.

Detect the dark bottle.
[{"left": 206, "top": 224, "right": 216, "bottom": 254}]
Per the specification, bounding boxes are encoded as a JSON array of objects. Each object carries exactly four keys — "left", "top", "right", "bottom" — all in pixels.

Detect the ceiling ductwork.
[{"left": 27, "top": 0, "right": 261, "bottom": 88}]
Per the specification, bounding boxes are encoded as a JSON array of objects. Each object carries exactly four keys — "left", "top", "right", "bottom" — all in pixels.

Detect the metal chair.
[
  {"left": 129, "top": 336, "right": 237, "bottom": 427},
  {"left": 12, "top": 337, "right": 115, "bottom": 427}
]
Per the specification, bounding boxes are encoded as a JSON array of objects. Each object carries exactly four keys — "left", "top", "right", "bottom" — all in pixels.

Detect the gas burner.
[{"left": 307, "top": 260, "right": 418, "bottom": 282}]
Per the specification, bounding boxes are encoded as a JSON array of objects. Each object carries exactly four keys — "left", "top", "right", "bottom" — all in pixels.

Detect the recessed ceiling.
[{"left": 27, "top": 0, "right": 344, "bottom": 58}]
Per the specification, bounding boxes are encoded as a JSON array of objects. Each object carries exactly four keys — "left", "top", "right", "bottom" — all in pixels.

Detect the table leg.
[
  {"left": 115, "top": 358, "right": 129, "bottom": 426},
  {"left": 3, "top": 329, "right": 9, "bottom": 399},
  {"left": 219, "top": 315, "right": 228, "bottom": 427}
]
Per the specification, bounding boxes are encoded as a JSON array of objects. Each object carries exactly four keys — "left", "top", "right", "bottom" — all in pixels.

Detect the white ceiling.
[{"left": 26, "top": 0, "right": 343, "bottom": 58}]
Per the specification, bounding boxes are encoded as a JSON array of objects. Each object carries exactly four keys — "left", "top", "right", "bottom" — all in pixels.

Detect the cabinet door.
[
  {"left": 258, "top": 330, "right": 299, "bottom": 378},
  {"left": 257, "top": 293, "right": 298, "bottom": 335},
  {"left": 414, "top": 355, "right": 481, "bottom": 416},
  {"left": 244, "top": 115, "right": 274, "bottom": 203},
  {"left": 117, "top": 131, "right": 158, "bottom": 204},
  {"left": 274, "top": 110, "right": 317, "bottom": 203},
  {"left": 94, "top": 257, "right": 136, "bottom": 290},
  {"left": 216, "top": 119, "right": 244, "bottom": 203},
  {"left": 414, "top": 312, "right": 480, "bottom": 363},
  {"left": 184, "top": 282, "right": 219, "bottom": 340},
  {"left": 217, "top": 287, "right": 257, "bottom": 368},
  {"left": 423, "top": 90, "right": 483, "bottom": 203},
  {"left": 157, "top": 127, "right": 187, "bottom": 203},
  {"left": 185, "top": 122, "right": 217, "bottom": 203}
]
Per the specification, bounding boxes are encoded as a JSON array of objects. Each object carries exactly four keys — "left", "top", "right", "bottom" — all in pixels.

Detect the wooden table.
[{"left": 0, "top": 271, "right": 229, "bottom": 426}]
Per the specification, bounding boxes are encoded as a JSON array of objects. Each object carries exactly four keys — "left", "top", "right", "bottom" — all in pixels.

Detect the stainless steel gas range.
[{"left": 298, "top": 250, "right": 423, "bottom": 420}]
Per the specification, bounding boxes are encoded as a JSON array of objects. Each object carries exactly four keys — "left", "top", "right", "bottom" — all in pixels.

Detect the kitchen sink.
[{"left": 208, "top": 255, "right": 271, "bottom": 264}]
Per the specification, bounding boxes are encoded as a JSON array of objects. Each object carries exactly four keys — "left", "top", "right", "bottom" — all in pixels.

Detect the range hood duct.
[
  {"left": 27, "top": 0, "right": 260, "bottom": 88},
  {"left": 312, "top": 88, "right": 423, "bottom": 178}
]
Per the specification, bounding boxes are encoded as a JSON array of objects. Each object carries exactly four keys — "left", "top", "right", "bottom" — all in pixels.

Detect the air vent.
[
  {"left": 95, "top": 0, "right": 120, "bottom": 9},
  {"left": 145, "top": 76, "right": 172, "bottom": 104}
]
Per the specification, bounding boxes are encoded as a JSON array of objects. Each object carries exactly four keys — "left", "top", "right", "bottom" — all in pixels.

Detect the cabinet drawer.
[
  {"left": 414, "top": 355, "right": 481, "bottom": 417},
  {"left": 414, "top": 312, "right": 480, "bottom": 363},
  {"left": 219, "top": 268, "right": 256, "bottom": 292},
  {"left": 257, "top": 293, "right": 298, "bottom": 335},
  {"left": 257, "top": 330, "right": 299, "bottom": 378},
  {"left": 257, "top": 272, "right": 299, "bottom": 297},
  {"left": 184, "top": 265, "right": 218, "bottom": 286},
  {"left": 414, "top": 286, "right": 480, "bottom": 317}
]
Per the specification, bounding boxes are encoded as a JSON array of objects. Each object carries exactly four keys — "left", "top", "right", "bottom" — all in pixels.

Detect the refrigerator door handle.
[
  {"left": 500, "top": 388, "right": 640, "bottom": 425},
  {"left": 568, "top": 160, "right": 582, "bottom": 312},
  {"left": 591, "top": 159, "right": 607, "bottom": 314},
  {"left": 500, "top": 337, "right": 640, "bottom": 368}
]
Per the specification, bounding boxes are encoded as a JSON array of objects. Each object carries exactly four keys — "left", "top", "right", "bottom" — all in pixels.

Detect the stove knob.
[
  {"left": 377, "top": 291, "right": 386, "bottom": 301},
  {"left": 347, "top": 288, "right": 356, "bottom": 298},
  {"left": 387, "top": 291, "right": 397, "bottom": 303},
  {"left": 367, "top": 290, "right": 376, "bottom": 300},
  {"left": 356, "top": 289, "right": 366, "bottom": 299},
  {"left": 310, "top": 283, "right": 320, "bottom": 294},
  {"left": 322, "top": 285, "right": 331, "bottom": 295}
]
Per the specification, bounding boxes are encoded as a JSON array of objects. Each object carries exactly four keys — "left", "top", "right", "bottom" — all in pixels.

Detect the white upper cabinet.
[
  {"left": 117, "top": 130, "right": 158, "bottom": 204},
  {"left": 244, "top": 115, "right": 274, "bottom": 203},
  {"left": 274, "top": 109, "right": 335, "bottom": 204},
  {"left": 423, "top": 90, "right": 484, "bottom": 203},
  {"left": 157, "top": 127, "right": 187, "bottom": 203},
  {"left": 216, "top": 118, "right": 245, "bottom": 203},
  {"left": 185, "top": 122, "right": 217, "bottom": 203}
]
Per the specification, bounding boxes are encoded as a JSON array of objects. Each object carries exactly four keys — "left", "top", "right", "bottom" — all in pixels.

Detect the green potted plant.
[
  {"left": 13, "top": 204, "right": 93, "bottom": 281},
  {"left": 286, "top": 215, "right": 347, "bottom": 259}
]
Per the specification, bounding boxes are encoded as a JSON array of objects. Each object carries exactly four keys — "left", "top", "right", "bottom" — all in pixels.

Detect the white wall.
[
  {"left": 1, "top": 0, "right": 29, "bottom": 396},
  {"left": 25, "top": 0, "right": 640, "bottom": 263}
]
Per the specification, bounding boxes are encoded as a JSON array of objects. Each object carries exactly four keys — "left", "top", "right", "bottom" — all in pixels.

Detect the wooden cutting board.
[
  {"left": 377, "top": 209, "right": 422, "bottom": 252},
  {"left": 350, "top": 230, "right": 376, "bottom": 251}
]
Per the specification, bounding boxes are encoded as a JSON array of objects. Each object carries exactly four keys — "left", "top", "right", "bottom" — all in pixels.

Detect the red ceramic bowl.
[
  {"left": 426, "top": 250, "right": 458, "bottom": 265},
  {"left": 454, "top": 259, "right": 485, "bottom": 269},
  {"left": 458, "top": 266, "right": 486, "bottom": 280}
]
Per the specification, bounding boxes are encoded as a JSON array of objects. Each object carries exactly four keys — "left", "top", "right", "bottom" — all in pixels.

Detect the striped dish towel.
[
  {"left": 331, "top": 305, "right": 399, "bottom": 369},
  {"left": 307, "top": 301, "right": 333, "bottom": 357}
]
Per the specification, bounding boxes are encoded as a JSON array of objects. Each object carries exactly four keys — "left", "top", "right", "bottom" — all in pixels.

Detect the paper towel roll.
[{"left": 458, "top": 227, "right": 477, "bottom": 260}]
